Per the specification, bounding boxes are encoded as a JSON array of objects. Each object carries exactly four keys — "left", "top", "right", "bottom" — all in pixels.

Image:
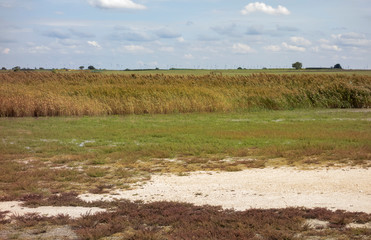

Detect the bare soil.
[
  {"left": 81, "top": 167, "right": 371, "bottom": 213},
  {"left": 1, "top": 167, "right": 370, "bottom": 218}
]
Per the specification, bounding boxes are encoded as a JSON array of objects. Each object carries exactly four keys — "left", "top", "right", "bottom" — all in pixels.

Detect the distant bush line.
[{"left": 0, "top": 72, "right": 370, "bottom": 117}]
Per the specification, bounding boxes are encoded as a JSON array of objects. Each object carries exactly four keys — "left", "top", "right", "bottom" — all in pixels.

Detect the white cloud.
[
  {"left": 177, "top": 37, "right": 185, "bottom": 43},
  {"left": 241, "top": 2, "right": 290, "bottom": 15},
  {"left": 320, "top": 44, "right": 342, "bottom": 52},
  {"left": 28, "top": 46, "right": 51, "bottom": 54},
  {"left": 184, "top": 53, "right": 194, "bottom": 59},
  {"left": 332, "top": 32, "right": 371, "bottom": 47},
  {"left": 232, "top": 43, "right": 254, "bottom": 54},
  {"left": 290, "top": 37, "right": 311, "bottom": 46},
  {"left": 311, "top": 46, "right": 319, "bottom": 53},
  {"left": 125, "top": 45, "right": 144, "bottom": 51},
  {"left": 159, "top": 47, "right": 174, "bottom": 52},
  {"left": 87, "top": 41, "right": 101, "bottom": 48},
  {"left": 87, "top": 0, "right": 146, "bottom": 10},
  {"left": 122, "top": 45, "right": 153, "bottom": 53},
  {"left": 319, "top": 39, "right": 330, "bottom": 44},
  {"left": 2, "top": 48, "right": 10, "bottom": 54},
  {"left": 264, "top": 45, "right": 281, "bottom": 52},
  {"left": 282, "top": 42, "right": 305, "bottom": 52}
]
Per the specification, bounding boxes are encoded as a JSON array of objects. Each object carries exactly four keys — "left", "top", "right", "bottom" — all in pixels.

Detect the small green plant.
[{"left": 86, "top": 168, "right": 106, "bottom": 178}]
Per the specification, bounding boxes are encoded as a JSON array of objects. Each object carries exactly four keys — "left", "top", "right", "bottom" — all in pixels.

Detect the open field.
[
  {"left": 0, "top": 109, "right": 370, "bottom": 197},
  {"left": 0, "top": 72, "right": 370, "bottom": 239},
  {"left": 99, "top": 69, "right": 371, "bottom": 76},
  {"left": 3, "top": 68, "right": 371, "bottom": 76},
  {"left": 0, "top": 109, "right": 370, "bottom": 239},
  {"left": 0, "top": 111, "right": 370, "bottom": 239}
]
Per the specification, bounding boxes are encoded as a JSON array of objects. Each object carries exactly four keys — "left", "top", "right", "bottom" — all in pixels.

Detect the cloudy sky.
[{"left": 1, "top": 0, "right": 370, "bottom": 69}]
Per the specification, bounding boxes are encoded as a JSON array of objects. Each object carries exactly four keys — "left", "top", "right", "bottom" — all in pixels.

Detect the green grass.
[
  {"left": 0, "top": 109, "right": 370, "bottom": 198},
  {"left": 1, "top": 109, "right": 369, "bottom": 163},
  {"left": 0, "top": 110, "right": 371, "bottom": 158},
  {"left": 51, "top": 68, "right": 371, "bottom": 76},
  {"left": 0, "top": 109, "right": 370, "bottom": 238},
  {"left": 117, "top": 69, "right": 371, "bottom": 76}
]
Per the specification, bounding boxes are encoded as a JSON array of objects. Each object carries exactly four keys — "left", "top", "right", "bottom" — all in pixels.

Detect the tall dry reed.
[{"left": 0, "top": 72, "right": 370, "bottom": 117}]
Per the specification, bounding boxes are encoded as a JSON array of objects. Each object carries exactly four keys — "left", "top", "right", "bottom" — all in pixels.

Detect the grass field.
[
  {"left": 0, "top": 109, "right": 370, "bottom": 239},
  {"left": 0, "top": 71, "right": 370, "bottom": 239},
  {"left": 4, "top": 68, "right": 370, "bottom": 76},
  {"left": 1, "top": 109, "right": 370, "bottom": 198},
  {"left": 100, "top": 68, "right": 371, "bottom": 76}
]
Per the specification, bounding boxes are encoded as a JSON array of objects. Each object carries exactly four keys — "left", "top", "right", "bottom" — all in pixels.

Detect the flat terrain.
[
  {"left": 0, "top": 71, "right": 370, "bottom": 239},
  {"left": 0, "top": 109, "right": 370, "bottom": 199},
  {"left": 19, "top": 68, "right": 371, "bottom": 76},
  {"left": 1, "top": 167, "right": 370, "bottom": 216},
  {"left": 82, "top": 167, "right": 371, "bottom": 213}
]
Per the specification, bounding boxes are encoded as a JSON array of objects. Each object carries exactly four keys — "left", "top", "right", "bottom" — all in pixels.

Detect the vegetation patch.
[
  {"left": 0, "top": 71, "right": 370, "bottom": 238},
  {"left": 1, "top": 200, "right": 370, "bottom": 240},
  {"left": 0, "top": 110, "right": 370, "bottom": 199},
  {"left": 0, "top": 72, "right": 370, "bottom": 117}
]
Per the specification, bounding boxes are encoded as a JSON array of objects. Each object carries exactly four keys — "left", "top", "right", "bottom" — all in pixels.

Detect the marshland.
[{"left": 0, "top": 70, "right": 370, "bottom": 239}]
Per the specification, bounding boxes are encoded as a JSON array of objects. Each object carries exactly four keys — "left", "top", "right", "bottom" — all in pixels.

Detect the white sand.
[
  {"left": 1, "top": 168, "right": 370, "bottom": 218},
  {"left": 0, "top": 201, "right": 105, "bottom": 218},
  {"left": 80, "top": 167, "right": 371, "bottom": 213}
]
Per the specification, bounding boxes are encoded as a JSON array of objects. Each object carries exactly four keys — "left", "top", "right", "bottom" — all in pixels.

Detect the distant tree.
[
  {"left": 79, "top": 66, "right": 84, "bottom": 70},
  {"left": 88, "top": 65, "right": 95, "bottom": 70},
  {"left": 237, "top": 67, "right": 243, "bottom": 70},
  {"left": 292, "top": 62, "right": 302, "bottom": 70},
  {"left": 39, "top": 67, "right": 44, "bottom": 70},
  {"left": 1, "top": 67, "right": 6, "bottom": 70},
  {"left": 12, "top": 66, "right": 21, "bottom": 72},
  {"left": 334, "top": 63, "right": 342, "bottom": 69}
]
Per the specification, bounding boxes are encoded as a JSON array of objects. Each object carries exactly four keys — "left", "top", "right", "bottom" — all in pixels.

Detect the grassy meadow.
[
  {"left": 33, "top": 68, "right": 371, "bottom": 76},
  {"left": 0, "top": 70, "right": 370, "bottom": 197},
  {"left": 0, "top": 70, "right": 370, "bottom": 239},
  {"left": 0, "top": 109, "right": 370, "bottom": 199}
]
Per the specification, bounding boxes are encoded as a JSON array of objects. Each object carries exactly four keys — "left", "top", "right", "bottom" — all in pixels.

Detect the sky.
[{"left": 0, "top": 0, "right": 370, "bottom": 69}]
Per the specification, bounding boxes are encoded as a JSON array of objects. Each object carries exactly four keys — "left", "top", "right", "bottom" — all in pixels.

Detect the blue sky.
[{"left": 0, "top": 0, "right": 370, "bottom": 69}]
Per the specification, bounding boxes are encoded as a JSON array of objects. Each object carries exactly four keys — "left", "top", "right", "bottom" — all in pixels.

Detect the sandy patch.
[
  {"left": 0, "top": 201, "right": 105, "bottom": 218},
  {"left": 80, "top": 167, "right": 371, "bottom": 213}
]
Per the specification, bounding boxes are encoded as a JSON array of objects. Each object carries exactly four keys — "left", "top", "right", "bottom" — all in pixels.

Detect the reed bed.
[{"left": 0, "top": 72, "right": 370, "bottom": 117}]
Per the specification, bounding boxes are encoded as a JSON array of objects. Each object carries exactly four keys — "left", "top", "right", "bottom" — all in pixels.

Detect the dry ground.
[{"left": 1, "top": 167, "right": 370, "bottom": 217}]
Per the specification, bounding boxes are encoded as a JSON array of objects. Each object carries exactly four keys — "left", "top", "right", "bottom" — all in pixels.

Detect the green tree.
[
  {"left": 88, "top": 65, "right": 95, "bottom": 70},
  {"left": 1, "top": 67, "right": 6, "bottom": 70},
  {"left": 292, "top": 62, "right": 302, "bottom": 70},
  {"left": 79, "top": 66, "right": 84, "bottom": 70},
  {"left": 12, "top": 66, "right": 21, "bottom": 72},
  {"left": 334, "top": 63, "right": 342, "bottom": 69}
]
